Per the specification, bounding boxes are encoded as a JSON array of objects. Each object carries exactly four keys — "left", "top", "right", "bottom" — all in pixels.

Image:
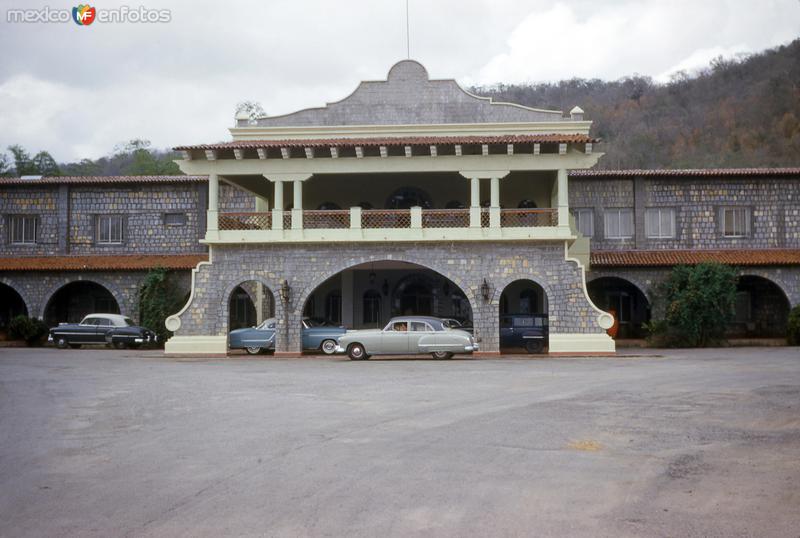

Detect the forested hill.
[{"left": 471, "top": 39, "right": 800, "bottom": 169}]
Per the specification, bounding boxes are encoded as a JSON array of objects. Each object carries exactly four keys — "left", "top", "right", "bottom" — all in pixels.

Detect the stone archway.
[
  {"left": 732, "top": 274, "right": 791, "bottom": 337},
  {"left": 0, "top": 281, "right": 29, "bottom": 329},
  {"left": 43, "top": 280, "right": 121, "bottom": 326},
  {"left": 587, "top": 276, "right": 651, "bottom": 339}
]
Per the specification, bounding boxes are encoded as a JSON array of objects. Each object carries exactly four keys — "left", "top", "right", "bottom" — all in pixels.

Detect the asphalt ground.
[{"left": 1, "top": 347, "right": 798, "bottom": 537}]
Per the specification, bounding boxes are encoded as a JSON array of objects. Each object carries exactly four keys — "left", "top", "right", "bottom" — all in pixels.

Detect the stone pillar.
[
  {"left": 255, "top": 283, "right": 265, "bottom": 325},
  {"left": 272, "top": 180, "right": 284, "bottom": 230},
  {"left": 292, "top": 180, "right": 303, "bottom": 230},
  {"left": 489, "top": 177, "right": 501, "bottom": 228},
  {"left": 557, "top": 168, "right": 569, "bottom": 228},
  {"left": 342, "top": 269, "right": 354, "bottom": 329},
  {"left": 207, "top": 173, "right": 219, "bottom": 238},
  {"left": 469, "top": 177, "right": 481, "bottom": 227}
]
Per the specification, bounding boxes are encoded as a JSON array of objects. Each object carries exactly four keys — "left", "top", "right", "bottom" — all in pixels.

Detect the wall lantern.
[
  {"left": 481, "top": 279, "right": 491, "bottom": 301},
  {"left": 279, "top": 279, "right": 291, "bottom": 304},
  {"left": 381, "top": 279, "right": 389, "bottom": 297}
]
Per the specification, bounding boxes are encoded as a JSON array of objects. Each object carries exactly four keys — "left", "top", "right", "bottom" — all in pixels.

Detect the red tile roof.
[
  {"left": 174, "top": 134, "right": 597, "bottom": 151},
  {"left": 590, "top": 249, "right": 800, "bottom": 267},
  {"left": 0, "top": 254, "right": 208, "bottom": 271},
  {"left": 570, "top": 168, "right": 800, "bottom": 178},
  {"left": 0, "top": 176, "right": 206, "bottom": 186}
]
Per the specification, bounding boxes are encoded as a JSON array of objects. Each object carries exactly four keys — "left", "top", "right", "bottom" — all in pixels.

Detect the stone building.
[{"left": 0, "top": 60, "right": 798, "bottom": 353}]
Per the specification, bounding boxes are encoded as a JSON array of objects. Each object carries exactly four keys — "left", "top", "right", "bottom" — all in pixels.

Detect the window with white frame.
[
  {"left": 96, "top": 215, "right": 124, "bottom": 244},
  {"left": 721, "top": 207, "right": 750, "bottom": 237},
  {"left": 604, "top": 208, "right": 634, "bottom": 239},
  {"left": 9, "top": 215, "right": 37, "bottom": 244},
  {"left": 645, "top": 208, "right": 676, "bottom": 238},
  {"left": 572, "top": 208, "right": 594, "bottom": 237}
]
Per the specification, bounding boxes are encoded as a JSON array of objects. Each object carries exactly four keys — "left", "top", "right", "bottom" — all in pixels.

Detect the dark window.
[
  {"left": 363, "top": 290, "right": 381, "bottom": 324},
  {"left": 316, "top": 202, "right": 341, "bottom": 210},
  {"left": 9, "top": 215, "right": 37, "bottom": 244},
  {"left": 164, "top": 213, "right": 187, "bottom": 226},
  {"left": 385, "top": 187, "right": 432, "bottom": 209},
  {"left": 325, "top": 291, "right": 342, "bottom": 324},
  {"left": 97, "top": 215, "right": 124, "bottom": 244},
  {"left": 517, "top": 199, "right": 537, "bottom": 208}
]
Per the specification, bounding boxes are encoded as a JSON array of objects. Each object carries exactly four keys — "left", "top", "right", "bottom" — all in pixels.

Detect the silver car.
[{"left": 335, "top": 316, "right": 478, "bottom": 360}]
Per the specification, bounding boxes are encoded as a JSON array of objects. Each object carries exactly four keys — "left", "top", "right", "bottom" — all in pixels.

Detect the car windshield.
[
  {"left": 123, "top": 318, "right": 134, "bottom": 327},
  {"left": 305, "top": 318, "right": 334, "bottom": 327},
  {"left": 256, "top": 319, "right": 276, "bottom": 330},
  {"left": 442, "top": 319, "right": 461, "bottom": 328}
]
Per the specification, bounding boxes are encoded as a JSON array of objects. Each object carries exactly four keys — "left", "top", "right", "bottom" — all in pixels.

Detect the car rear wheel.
[
  {"left": 113, "top": 341, "right": 127, "bottom": 350},
  {"left": 525, "top": 340, "right": 544, "bottom": 354},
  {"left": 431, "top": 351, "right": 453, "bottom": 360},
  {"left": 245, "top": 346, "right": 262, "bottom": 355},
  {"left": 348, "top": 343, "right": 367, "bottom": 360},
  {"left": 320, "top": 339, "right": 337, "bottom": 355}
]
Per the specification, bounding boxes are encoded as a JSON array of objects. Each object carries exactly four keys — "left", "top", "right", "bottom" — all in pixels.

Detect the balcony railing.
[
  {"left": 219, "top": 212, "right": 271, "bottom": 230},
  {"left": 216, "top": 208, "right": 558, "bottom": 231}
]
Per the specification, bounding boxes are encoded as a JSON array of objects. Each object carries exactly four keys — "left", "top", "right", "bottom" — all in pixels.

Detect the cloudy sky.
[{"left": 0, "top": 0, "right": 798, "bottom": 162}]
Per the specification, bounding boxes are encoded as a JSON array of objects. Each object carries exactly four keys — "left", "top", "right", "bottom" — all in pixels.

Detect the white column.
[
  {"left": 207, "top": 173, "right": 219, "bottom": 234},
  {"left": 489, "top": 176, "right": 501, "bottom": 228},
  {"left": 255, "top": 195, "right": 269, "bottom": 212},
  {"left": 272, "top": 180, "right": 284, "bottom": 230},
  {"left": 557, "top": 168, "right": 569, "bottom": 227},
  {"left": 469, "top": 177, "right": 481, "bottom": 228},
  {"left": 292, "top": 180, "right": 303, "bottom": 229}
]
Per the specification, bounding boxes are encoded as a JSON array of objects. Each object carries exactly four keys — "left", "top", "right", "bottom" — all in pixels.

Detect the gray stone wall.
[
  {"left": 0, "top": 269, "right": 191, "bottom": 324},
  {"left": 570, "top": 176, "right": 800, "bottom": 250},
  {"left": 0, "top": 186, "right": 60, "bottom": 256},
  {"left": 170, "top": 241, "right": 608, "bottom": 352},
  {"left": 219, "top": 183, "right": 255, "bottom": 212}
]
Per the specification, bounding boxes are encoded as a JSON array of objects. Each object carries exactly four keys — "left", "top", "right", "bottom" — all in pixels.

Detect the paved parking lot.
[{"left": 1, "top": 347, "right": 798, "bottom": 537}]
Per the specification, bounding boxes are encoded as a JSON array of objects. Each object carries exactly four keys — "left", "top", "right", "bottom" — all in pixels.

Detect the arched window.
[
  {"left": 363, "top": 290, "right": 382, "bottom": 325},
  {"left": 325, "top": 290, "right": 342, "bottom": 323},
  {"left": 385, "top": 187, "right": 432, "bottom": 209}
]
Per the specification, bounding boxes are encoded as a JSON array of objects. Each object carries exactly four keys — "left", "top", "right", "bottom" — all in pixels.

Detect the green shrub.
[
  {"left": 8, "top": 315, "right": 49, "bottom": 346},
  {"left": 788, "top": 305, "right": 800, "bottom": 346},
  {"left": 139, "top": 267, "right": 186, "bottom": 346},
  {"left": 647, "top": 263, "right": 738, "bottom": 347}
]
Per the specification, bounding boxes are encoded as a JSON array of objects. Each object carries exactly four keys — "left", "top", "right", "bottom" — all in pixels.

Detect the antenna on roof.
[{"left": 405, "top": 0, "right": 410, "bottom": 58}]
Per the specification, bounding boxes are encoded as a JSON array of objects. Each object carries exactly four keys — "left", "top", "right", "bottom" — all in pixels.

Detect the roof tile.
[
  {"left": 590, "top": 249, "right": 800, "bottom": 267},
  {"left": 0, "top": 254, "right": 208, "bottom": 271}
]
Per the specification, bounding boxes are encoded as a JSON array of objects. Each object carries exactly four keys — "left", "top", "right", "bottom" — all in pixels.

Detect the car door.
[
  {"left": 381, "top": 321, "right": 409, "bottom": 354},
  {"left": 499, "top": 316, "right": 514, "bottom": 348},
  {"left": 75, "top": 317, "right": 99, "bottom": 343},
  {"left": 409, "top": 321, "right": 435, "bottom": 352},
  {"left": 93, "top": 317, "right": 114, "bottom": 344}
]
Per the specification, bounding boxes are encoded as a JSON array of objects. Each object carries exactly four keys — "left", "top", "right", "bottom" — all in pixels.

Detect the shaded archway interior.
[
  {"left": 229, "top": 281, "right": 276, "bottom": 330},
  {"left": 587, "top": 277, "right": 651, "bottom": 339},
  {"left": 0, "top": 283, "right": 28, "bottom": 330},
  {"left": 499, "top": 279, "right": 549, "bottom": 352},
  {"left": 732, "top": 275, "right": 790, "bottom": 337},
  {"left": 44, "top": 281, "right": 120, "bottom": 326},
  {"left": 302, "top": 260, "right": 473, "bottom": 329}
]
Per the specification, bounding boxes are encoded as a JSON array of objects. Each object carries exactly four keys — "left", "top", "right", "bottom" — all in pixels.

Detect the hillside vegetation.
[{"left": 471, "top": 39, "right": 800, "bottom": 169}]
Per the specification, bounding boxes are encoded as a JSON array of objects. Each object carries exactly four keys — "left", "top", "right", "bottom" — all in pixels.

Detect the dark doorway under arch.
[
  {"left": 499, "top": 279, "right": 549, "bottom": 353},
  {"left": 0, "top": 283, "right": 27, "bottom": 330},
  {"left": 229, "top": 282, "right": 275, "bottom": 330},
  {"left": 731, "top": 275, "right": 790, "bottom": 337},
  {"left": 44, "top": 281, "right": 120, "bottom": 326},
  {"left": 587, "top": 277, "right": 650, "bottom": 339}
]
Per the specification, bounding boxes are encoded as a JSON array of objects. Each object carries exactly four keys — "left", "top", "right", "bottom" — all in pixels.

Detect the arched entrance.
[
  {"left": 44, "top": 281, "right": 120, "bottom": 326},
  {"left": 499, "top": 279, "right": 549, "bottom": 353},
  {"left": 229, "top": 281, "right": 275, "bottom": 330},
  {"left": 587, "top": 277, "right": 650, "bottom": 339},
  {"left": 301, "top": 260, "right": 473, "bottom": 330},
  {"left": 0, "top": 282, "right": 28, "bottom": 330},
  {"left": 731, "top": 275, "right": 790, "bottom": 337}
]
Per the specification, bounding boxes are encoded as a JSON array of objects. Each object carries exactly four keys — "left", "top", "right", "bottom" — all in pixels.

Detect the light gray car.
[{"left": 335, "top": 316, "right": 478, "bottom": 360}]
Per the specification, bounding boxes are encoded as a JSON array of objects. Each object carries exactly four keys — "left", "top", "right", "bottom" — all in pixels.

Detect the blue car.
[{"left": 229, "top": 317, "right": 346, "bottom": 355}]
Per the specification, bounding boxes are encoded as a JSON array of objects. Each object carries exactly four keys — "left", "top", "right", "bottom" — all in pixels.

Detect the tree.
[
  {"left": 139, "top": 267, "right": 187, "bottom": 346},
  {"left": 8, "top": 145, "right": 37, "bottom": 176},
  {"left": 0, "top": 152, "right": 12, "bottom": 177},
  {"left": 32, "top": 151, "right": 60, "bottom": 176},
  {"left": 647, "top": 263, "right": 738, "bottom": 347}
]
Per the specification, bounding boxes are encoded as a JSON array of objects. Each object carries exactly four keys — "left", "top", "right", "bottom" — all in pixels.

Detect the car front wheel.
[
  {"left": 56, "top": 337, "right": 68, "bottom": 349},
  {"left": 245, "top": 346, "right": 262, "bottom": 355},
  {"left": 431, "top": 351, "right": 453, "bottom": 360},
  {"left": 347, "top": 343, "right": 367, "bottom": 360},
  {"left": 320, "top": 339, "right": 337, "bottom": 355},
  {"left": 525, "top": 340, "right": 544, "bottom": 354}
]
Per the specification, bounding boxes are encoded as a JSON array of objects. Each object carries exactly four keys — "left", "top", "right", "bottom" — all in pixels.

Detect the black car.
[
  {"left": 500, "top": 314, "right": 548, "bottom": 353},
  {"left": 49, "top": 314, "right": 157, "bottom": 349}
]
